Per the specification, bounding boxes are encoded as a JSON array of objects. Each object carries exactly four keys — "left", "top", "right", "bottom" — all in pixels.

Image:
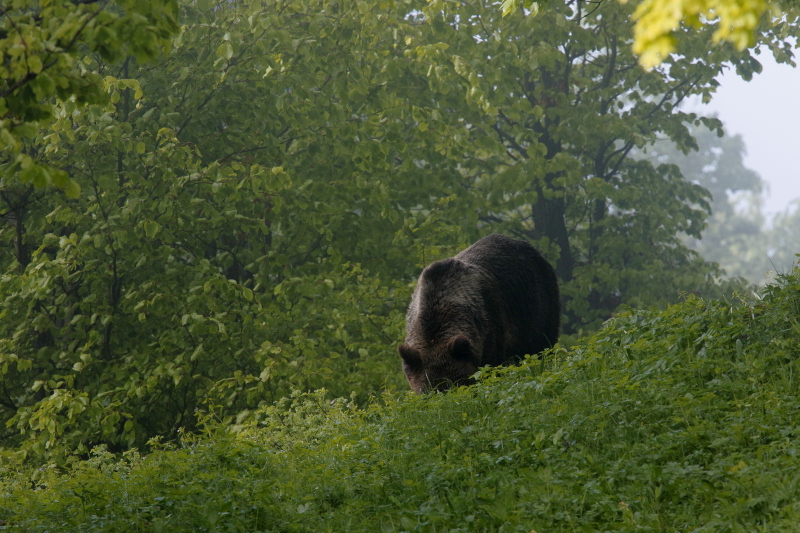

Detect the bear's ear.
[
  {"left": 398, "top": 343, "right": 422, "bottom": 369},
  {"left": 448, "top": 335, "right": 473, "bottom": 361}
]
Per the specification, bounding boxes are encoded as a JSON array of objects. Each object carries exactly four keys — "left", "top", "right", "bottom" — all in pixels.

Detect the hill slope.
[{"left": 2, "top": 268, "right": 799, "bottom": 531}]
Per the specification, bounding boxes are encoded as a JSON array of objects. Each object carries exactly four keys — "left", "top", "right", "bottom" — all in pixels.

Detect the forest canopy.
[
  {"left": 0, "top": 0, "right": 797, "bottom": 464},
  {"left": 501, "top": 0, "right": 799, "bottom": 68}
]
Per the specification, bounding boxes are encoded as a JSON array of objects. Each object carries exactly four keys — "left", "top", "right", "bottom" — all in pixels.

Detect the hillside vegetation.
[{"left": 2, "top": 266, "right": 798, "bottom": 531}]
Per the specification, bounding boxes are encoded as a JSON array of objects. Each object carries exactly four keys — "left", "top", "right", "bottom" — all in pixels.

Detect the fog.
[{"left": 690, "top": 50, "right": 800, "bottom": 219}]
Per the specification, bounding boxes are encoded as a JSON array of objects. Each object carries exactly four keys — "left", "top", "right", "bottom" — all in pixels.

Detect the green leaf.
[
  {"left": 217, "top": 43, "right": 234, "bottom": 61},
  {"left": 63, "top": 180, "right": 81, "bottom": 199},
  {"left": 143, "top": 220, "right": 160, "bottom": 239}
]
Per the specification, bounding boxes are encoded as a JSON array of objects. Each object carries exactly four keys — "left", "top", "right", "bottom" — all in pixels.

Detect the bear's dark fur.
[{"left": 398, "top": 234, "right": 560, "bottom": 393}]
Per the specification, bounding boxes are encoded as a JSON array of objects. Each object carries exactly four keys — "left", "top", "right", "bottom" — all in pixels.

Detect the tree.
[
  {"left": 648, "top": 125, "right": 799, "bottom": 284},
  {"left": 0, "top": 0, "right": 472, "bottom": 463},
  {"left": 626, "top": 0, "right": 791, "bottom": 68},
  {"left": 644, "top": 125, "right": 767, "bottom": 282},
  {"left": 0, "top": 0, "right": 179, "bottom": 195},
  {"left": 767, "top": 201, "right": 800, "bottom": 275},
  {"left": 411, "top": 0, "right": 762, "bottom": 332},
  {"left": 500, "top": 0, "right": 800, "bottom": 68}
]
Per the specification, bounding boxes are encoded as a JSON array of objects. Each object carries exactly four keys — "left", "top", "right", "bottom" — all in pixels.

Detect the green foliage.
[
  {"left": 627, "top": 0, "right": 780, "bottom": 68},
  {"left": 0, "top": 0, "right": 475, "bottom": 464},
  {"left": 412, "top": 0, "right": 759, "bottom": 332},
  {"left": 1, "top": 0, "right": 794, "bottom": 465},
  {"left": 0, "top": 0, "right": 179, "bottom": 193},
  {"left": 3, "top": 264, "right": 800, "bottom": 531},
  {"left": 501, "top": 0, "right": 800, "bottom": 69}
]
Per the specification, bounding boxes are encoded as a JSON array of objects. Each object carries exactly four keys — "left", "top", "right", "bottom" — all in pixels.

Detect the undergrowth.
[{"left": 1, "top": 267, "right": 799, "bottom": 532}]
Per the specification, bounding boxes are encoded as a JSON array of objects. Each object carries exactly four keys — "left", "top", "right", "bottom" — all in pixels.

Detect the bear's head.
[{"left": 397, "top": 334, "right": 479, "bottom": 393}]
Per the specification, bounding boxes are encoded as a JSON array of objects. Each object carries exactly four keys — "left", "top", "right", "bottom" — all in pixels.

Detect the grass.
[{"left": 1, "top": 268, "right": 799, "bottom": 532}]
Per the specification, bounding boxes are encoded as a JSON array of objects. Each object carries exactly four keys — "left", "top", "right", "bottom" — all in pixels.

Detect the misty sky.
[{"left": 691, "top": 50, "right": 800, "bottom": 218}]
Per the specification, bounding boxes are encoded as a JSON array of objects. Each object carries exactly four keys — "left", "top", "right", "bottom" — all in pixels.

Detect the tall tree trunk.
[{"left": 531, "top": 192, "right": 573, "bottom": 283}]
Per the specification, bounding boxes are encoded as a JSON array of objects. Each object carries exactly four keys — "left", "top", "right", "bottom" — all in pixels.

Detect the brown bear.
[{"left": 398, "top": 234, "right": 560, "bottom": 393}]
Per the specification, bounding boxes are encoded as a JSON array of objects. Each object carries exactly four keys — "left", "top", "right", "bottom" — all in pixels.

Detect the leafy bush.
[
  {"left": 0, "top": 0, "right": 473, "bottom": 464},
  {"left": 3, "top": 265, "right": 798, "bottom": 531}
]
